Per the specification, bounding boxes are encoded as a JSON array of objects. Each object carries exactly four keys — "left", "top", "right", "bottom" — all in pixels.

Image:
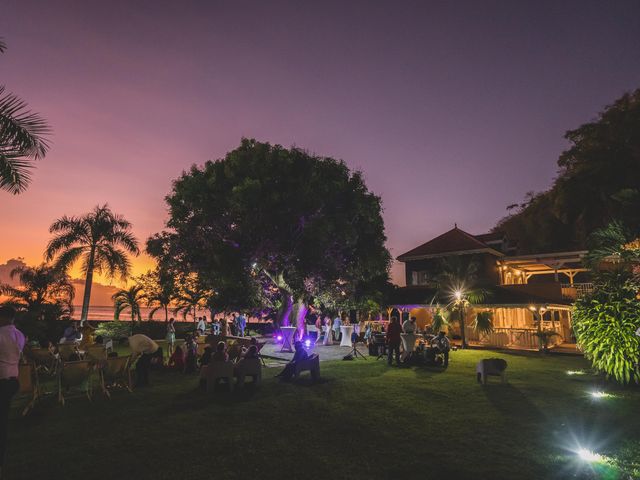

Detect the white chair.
[
  {"left": 476, "top": 359, "right": 508, "bottom": 385},
  {"left": 206, "top": 361, "right": 235, "bottom": 392},
  {"left": 400, "top": 333, "right": 417, "bottom": 361},
  {"left": 235, "top": 358, "right": 262, "bottom": 387}
]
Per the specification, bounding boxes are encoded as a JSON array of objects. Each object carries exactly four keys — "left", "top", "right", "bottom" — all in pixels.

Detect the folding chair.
[
  {"left": 85, "top": 344, "right": 108, "bottom": 362},
  {"left": 27, "top": 347, "right": 58, "bottom": 375},
  {"left": 58, "top": 360, "right": 94, "bottom": 406},
  {"left": 206, "top": 361, "right": 235, "bottom": 392},
  {"left": 235, "top": 358, "right": 262, "bottom": 387},
  {"left": 100, "top": 355, "right": 132, "bottom": 397},
  {"left": 18, "top": 362, "right": 40, "bottom": 415},
  {"left": 294, "top": 354, "right": 320, "bottom": 380}
]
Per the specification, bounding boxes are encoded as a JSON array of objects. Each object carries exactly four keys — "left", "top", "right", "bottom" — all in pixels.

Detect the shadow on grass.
[{"left": 482, "top": 383, "right": 543, "bottom": 421}]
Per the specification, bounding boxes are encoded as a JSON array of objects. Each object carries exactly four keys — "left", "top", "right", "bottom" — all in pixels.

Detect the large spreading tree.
[
  {"left": 495, "top": 88, "right": 640, "bottom": 252},
  {"left": 149, "top": 139, "right": 391, "bottom": 336}
]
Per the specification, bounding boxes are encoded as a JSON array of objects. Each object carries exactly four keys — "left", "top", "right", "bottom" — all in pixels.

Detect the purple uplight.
[
  {"left": 276, "top": 335, "right": 283, "bottom": 342},
  {"left": 304, "top": 339, "right": 311, "bottom": 348}
]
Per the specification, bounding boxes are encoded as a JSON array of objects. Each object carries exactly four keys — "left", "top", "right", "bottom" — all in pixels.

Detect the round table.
[
  {"left": 280, "top": 326, "right": 297, "bottom": 353},
  {"left": 340, "top": 325, "right": 354, "bottom": 347}
]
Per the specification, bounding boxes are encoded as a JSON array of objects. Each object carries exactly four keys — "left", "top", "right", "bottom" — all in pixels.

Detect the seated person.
[
  {"left": 234, "top": 345, "right": 259, "bottom": 378},
  {"left": 168, "top": 345, "right": 185, "bottom": 371},
  {"left": 212, "top": 341, "right": 229, "bottom": 362},
  {"left": 240, "top": 337, "right": 258, "bottom": 358},
  {"left": 200, "top": 346, "right": 213, "bottom": 367},
  {"left": 431, "top": 331, "right": 451, "bottom": 367},
  {"left": 61, "top": 322, "right": 82, "bottom": 344},
  {"left": 275, "top": 341, "right": 308, "bottom": 381},
  {"left": 184, "top": 335, "right": 198, "bottom": 373},
  {"left": 67, "top": 348, "right": 81, "bottom": 362}
]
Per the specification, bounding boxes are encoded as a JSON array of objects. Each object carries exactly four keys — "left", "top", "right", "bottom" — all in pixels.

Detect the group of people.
[
  {"left": 384, "top": 316, "right": 451, "bottom": 367},
  {"left": 166, "top": 312, "right": 249, "bottom": 344}
]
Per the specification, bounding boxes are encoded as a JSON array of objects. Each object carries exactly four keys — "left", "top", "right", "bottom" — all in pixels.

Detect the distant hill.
[{"left": 0, "top": 258, "right": 119, "bottom": 307}]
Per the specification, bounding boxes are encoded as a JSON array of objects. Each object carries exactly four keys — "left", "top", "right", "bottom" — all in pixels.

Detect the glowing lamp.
[
  {"left": 454, "top": 290, "right": 462, "bottom": 301},
  {"left": 304, "top": 339, "right": 311, "bottom": 348},
  {"left": 276, "top": 335, "right": 283, "bottom": 342}
]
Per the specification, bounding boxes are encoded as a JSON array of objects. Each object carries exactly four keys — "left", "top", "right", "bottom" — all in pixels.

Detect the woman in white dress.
[{"left": 323, "top": 316, "right": 332, "bottom": 346}]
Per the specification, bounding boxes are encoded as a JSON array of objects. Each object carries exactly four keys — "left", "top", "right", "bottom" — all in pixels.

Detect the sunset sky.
[{"left": 1, "top": 0, "right": 639, "bottom": 294}]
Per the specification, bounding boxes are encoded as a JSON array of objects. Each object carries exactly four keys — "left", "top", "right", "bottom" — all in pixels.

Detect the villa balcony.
[{"left": 560, "top": 283, "right": 594, "bottom": 300}]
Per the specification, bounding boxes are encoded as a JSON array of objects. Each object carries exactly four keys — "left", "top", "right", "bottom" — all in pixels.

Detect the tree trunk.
[
  {"left": 292, "top": 297, "right": 308, "bottom": 341},
  {"left": 80, "top": 249, "right": 95, "bottom": 325},
  {"left": 164, "top": 305, "right": 169, "bottom": 323},
  {"left": 277, "top": 292, "right": 293, "bottom": 328},
  {"left": 459, "top": 306, "right": 468, "bottom": 349}
]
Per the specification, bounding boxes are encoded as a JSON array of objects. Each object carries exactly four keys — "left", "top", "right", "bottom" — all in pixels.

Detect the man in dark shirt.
[
  {"left": 386, "top": 317, "right": 402, "bottom": 366},
  {"left": 276, "top": 341, "right": 309, "bottom": 381}
]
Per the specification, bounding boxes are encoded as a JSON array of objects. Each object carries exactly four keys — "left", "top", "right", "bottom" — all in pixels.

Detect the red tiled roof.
[{"left": 397, "top": 227, "right": 502, "bottom": 261}]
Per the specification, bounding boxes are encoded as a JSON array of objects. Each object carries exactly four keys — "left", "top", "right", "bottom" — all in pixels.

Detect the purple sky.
[{"left": 1, "top": 0, "right": 639, "bottom": 286}]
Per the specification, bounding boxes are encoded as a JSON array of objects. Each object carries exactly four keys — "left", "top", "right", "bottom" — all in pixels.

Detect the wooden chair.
[
  {"left": 294, "top": 354, "right": 320, "bottom": 380},
  {"left": 26, "top": 347, "right": 58, "bottom": 375},
  {"left": 57, "top": 343, "right": 79, "bottom": 361},
  {"left": 85, "top": 344, "right": 108, "bottom": 362},
  {"left": 18, "top": 362, "right": 40, "bottom": 415},
  {"left": 100, "top": 355, "right": 132, "bottom": 397},
  {"left": 235, "top": 357, "right": 262, "bottom": 387},
  {"left": 58, "top": 360, "right": 94, "bottom": 406},
  {"left": 205, "top": 361, "right": 235, "bottom": 392}
]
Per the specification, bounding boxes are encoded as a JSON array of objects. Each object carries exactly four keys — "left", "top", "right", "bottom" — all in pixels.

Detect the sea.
[{"left": 78, "top": 305, "right": 210, "bottom": 322}]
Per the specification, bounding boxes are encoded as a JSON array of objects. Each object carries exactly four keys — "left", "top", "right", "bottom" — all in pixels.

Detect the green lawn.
[{"left": 7, "top": 350, "right": 640, "bottom": 480}]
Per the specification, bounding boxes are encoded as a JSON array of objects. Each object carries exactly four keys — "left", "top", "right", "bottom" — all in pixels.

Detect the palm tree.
[
  {"left": 0, "top": 263, "right": 74, "bottom": 320},
  {"left": 136, "top": 269, "right": 175, "bottom": 322},
  {"left": 112, "top": 285, "right": 145, "bottom": 324},
  {"left": 173, "top": 277, "right": 208, "bottom": 322},
  {"left": 45, "top": 204, "right": 140, "bottom": 323},
  {"left": 436, "top": 256, "right": 489, "bottom": 349},
  {"left": 1, "top": 38, "right": 51, "bottom": 194}
]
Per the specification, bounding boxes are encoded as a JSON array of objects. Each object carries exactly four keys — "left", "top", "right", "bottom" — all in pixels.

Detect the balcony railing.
[{"left": 561, "top": 283, "right": 594, "bottom": 299}]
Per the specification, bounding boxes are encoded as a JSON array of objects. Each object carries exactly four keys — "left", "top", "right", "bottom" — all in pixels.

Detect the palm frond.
[
  {"left": 0, "top": 86, "right": 51, "bottom": 194},
  {"left": 0, "top": 38, "right": 6, "bottom": 53}
]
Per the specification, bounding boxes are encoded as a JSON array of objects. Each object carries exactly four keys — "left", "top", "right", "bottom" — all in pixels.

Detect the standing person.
[
  {"left": 0, "top": 306, "right": 25, "bottom": 478},
  {"left": 332, "top": 315, "right": 342, "bottom": 342},
  {"left": 184, "top": 335, "right": 198, "bottom": 373},
  {"left": 128, "top": 334, "right": 159, "bottom": 387},
  {"left": 323, "top": 316, "right": 332, "bottom": 346},
  {"left": 237, "top": 312, "right": 247, "bottom": 337},
  {"left": 221, "top": 319, "right": 229, "bottom": 337},
  {"left": 314, "top": 315, "right": 323, "bottom": 344},
  {"left": 212, "top": 318, "right": 221, "bottom": 336},
  {"left": 60, "top": 322, "right": 81, "bottom": 344},
  {"left": 386, "top": 316, "right": 402, "bottom": 366},
  {"left": 402, "top": 316, "right": 417, "bottom": 334},
  {"left": 230, "top": 314, "right": 237, "bottom": 336},
  {"left": 166, "top": 318, "right": 176, "bottom": 355},
  {"left": 197, "top": 317, "right": 206, "bottom": 336}
]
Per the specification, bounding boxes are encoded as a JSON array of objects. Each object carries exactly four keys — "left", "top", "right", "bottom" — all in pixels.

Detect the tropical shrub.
[
  {"left": 573, "top": 287, "right": 640, "bottom": 384},
  {"left": 472, "top": 311, "right": 494, "bottom": 335},
  {"left": 431, "top": 308, "right": 449, "bottom": 333},
  {"left": 95, "top": 321, "right": 131, "bottom": 340}
]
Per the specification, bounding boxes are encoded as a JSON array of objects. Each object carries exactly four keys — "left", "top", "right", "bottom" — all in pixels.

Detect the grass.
[{"left": 7, "top": 349, "right": 640, "bottom": 480}]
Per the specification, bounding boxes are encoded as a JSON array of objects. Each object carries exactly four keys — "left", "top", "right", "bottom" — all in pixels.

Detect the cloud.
[{"left": 0, "top": 258, "right": 28, "bottom": 286}]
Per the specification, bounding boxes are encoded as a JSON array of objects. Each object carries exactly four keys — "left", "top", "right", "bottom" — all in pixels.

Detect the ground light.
[
  {"left": 566, "top": 370, "right": 586, "bottom": 375},
  {"left": 576, "top": 448, "right": 606, "bottom": 463},
  {"left": 304, "top": 339, "right": 312, "bottom": 348},
  {"left": 590, "top": 391, "right": 615, "bottom": 399}
]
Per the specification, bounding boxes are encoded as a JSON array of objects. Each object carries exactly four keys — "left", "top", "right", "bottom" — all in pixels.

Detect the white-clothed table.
[{"left": 340, "top": 325, "right": 354, "bottom": 347}]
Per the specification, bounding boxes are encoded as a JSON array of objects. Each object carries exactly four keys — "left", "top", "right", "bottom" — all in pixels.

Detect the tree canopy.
[
  {"left": 149, "top": 139, "right": 391, "bottom": 328},
  {"left": 496, "top": 88, "right": 640, "bottom": 253}
]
